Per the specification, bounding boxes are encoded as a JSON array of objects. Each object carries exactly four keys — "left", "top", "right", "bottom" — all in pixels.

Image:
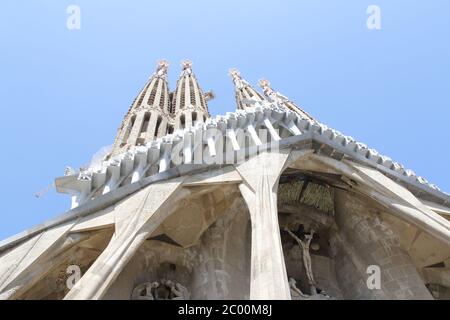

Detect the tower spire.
[
  {"left": 170, "top": 60, "right": 211, "bottom": 130},
  {"left": 229, "top": 68, "right": 265, "bottom": 110},
  {"left": 110, "top": 60, "right": 171, "bottom": 157},
  {"left": 258, "top": 79, "right": 315, "bottom": 121}
]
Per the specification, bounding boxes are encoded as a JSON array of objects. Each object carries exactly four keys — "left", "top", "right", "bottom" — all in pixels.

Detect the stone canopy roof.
[{"left": 54, "top": 97, "right": 449, "bottom": 210}]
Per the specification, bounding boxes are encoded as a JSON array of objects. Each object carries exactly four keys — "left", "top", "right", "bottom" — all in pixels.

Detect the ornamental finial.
[
  {"left": 156, "top": 60, "right": 169, "bottom": 77},
  {"left": 180, "top": 60, "right": 193, "bottom": 76},
  {"left": 181, "top": 59, "right": 193, "bottom": 70},
  {"left": 157, "top": 59, "right": 169, "bottom": 71},
  {"left": 258, "top": 79, "right": 274, "bottom": 96},
  {"left": 229, "top": 68, "right": 241, "bottom": 82}
]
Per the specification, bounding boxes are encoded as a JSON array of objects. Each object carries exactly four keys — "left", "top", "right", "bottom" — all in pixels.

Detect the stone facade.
[{"left": 0, "top": 61, "right": 449, "bottom": 300}]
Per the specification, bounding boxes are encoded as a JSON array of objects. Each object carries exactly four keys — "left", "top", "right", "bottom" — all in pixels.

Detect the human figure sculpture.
[
  {"left": 131, "top": 281, "right": 159, "bottom": 300},
  {"left": 165, "top": 280, "right": 191, "bottom": 300},
  {"left": 285, "top": 227, "right": 317, "bottom": 295},
  {"left": 288, "top": 277, "right": 308, "bottom": 300},
  {"left": 155, "top": 279, "right": 171, "bottom": 300},
  {"left": 131, "top": 280, "right": 190, "bottom": 300}
]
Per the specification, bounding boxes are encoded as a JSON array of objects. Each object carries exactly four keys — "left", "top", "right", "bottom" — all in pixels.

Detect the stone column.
[
  {"left": 236, "top": 150, "right": 291, "bottom": 300},
  {"left": 127, "top": 112, "right": 146, "bottom": 146},
  {"left": 145, "top": 111, "right": 158, "bottom": 142},
  {"left": 64, "top": 178, "right": 187, "bottom": 300}
]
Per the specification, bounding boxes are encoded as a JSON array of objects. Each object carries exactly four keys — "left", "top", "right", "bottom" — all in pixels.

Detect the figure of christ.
[{"left": 285, "top": 227, "right": 317, "bottom": 295}]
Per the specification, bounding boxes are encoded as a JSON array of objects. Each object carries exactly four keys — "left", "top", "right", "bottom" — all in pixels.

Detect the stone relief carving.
[
  {"left": 131, "top": 279, "right": 190, "bottom": 300},
  {"left": 181, "top": 248, "right": 200, "bottom": 272},
  {"left": 285, "top": 227, "right": 336, "bottom": 300},
  {"left": 289, "top": 277, "right": 333, "bottom": 300},
  {"left": 131, "top": 281, "right": 159, "bottom": 300},
  {"left": 288, "top": 277, "right": 308, "bottom": 299},
  {"left": 285, "top": 227, "right": 317, "bottom": 295}
]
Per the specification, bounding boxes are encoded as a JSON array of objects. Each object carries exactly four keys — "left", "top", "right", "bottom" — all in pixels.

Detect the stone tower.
[
  {"left": 229, "top": 68, "right": 265, "bottom": 110},
  {"left": 1, "top": 60, "right": 449, "bottom": 301},
  {"left": 110, "top": 60, "right": 171, "bottom": 157},
  {"left": 171, "top": 60, "right": 211, "bottom": 131}
]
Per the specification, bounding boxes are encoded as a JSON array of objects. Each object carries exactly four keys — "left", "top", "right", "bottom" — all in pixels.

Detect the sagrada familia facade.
[{"left": 0, "top": 60, "right": 449, "bottom": 300}]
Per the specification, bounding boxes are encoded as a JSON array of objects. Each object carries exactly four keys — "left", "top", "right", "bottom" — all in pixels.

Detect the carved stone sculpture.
[
  {"left": 288, "top": 277, "right": 308, "bottom": 300},
  {"left": 285, "top": 227, "right": 317, "bottom": 295},
  {"left": 131, "top": 280, "right": 190, "bottom": 300},
  {"left": 164, "top": 280, "right": 191, "bottom": 300},
  {"left": 131, "top": 281, "right": 159, "bottom": 300}
]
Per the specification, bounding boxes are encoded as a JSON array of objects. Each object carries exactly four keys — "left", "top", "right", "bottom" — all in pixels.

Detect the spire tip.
[
  {"left": 229, "top": 68, "right": 241, "bottom": 81},
  {"left": 181, "top": 59, "right": 193, "bottom": 70},
  {"left": 258, "top": 79, "right": 271, "bottom": 88},
  {"left": 156, "top": 60, "right": 169, "bottom": 75}
]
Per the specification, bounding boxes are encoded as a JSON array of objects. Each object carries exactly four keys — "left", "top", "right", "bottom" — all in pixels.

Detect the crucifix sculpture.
[{"left": 285, "top": 227, "right": 317, "bottom": 295}]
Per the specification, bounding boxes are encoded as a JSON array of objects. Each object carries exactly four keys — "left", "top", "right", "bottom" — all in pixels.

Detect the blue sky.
[{"left": 0, "top": 1, "right": 449, "bottom": 240}]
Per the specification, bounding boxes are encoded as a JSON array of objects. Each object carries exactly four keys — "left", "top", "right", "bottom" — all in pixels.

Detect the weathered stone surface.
[{"left": 237, "top": 150, "right": 292, "bottom": 300}]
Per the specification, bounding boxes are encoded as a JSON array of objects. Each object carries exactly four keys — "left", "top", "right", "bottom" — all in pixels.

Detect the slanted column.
[
  {"left": 64, "top": 178, "right": 187, "bottom": 300},
  {"left": 236, "top": 150, "right": 291, "bottom": 300},
  {"left": 0, "top": 221, "right": 77, "bottom": 299}
]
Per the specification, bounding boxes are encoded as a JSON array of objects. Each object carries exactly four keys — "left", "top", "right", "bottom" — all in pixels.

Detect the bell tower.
[
  {"left": 170, "top": 60, "right": 212, "bottom": 130},
  {"left": 229, "top": 68, "right": 265, "bottom": 110},
  {"left": 110, "top": 60, "right": 171, "bottom": 157}
]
